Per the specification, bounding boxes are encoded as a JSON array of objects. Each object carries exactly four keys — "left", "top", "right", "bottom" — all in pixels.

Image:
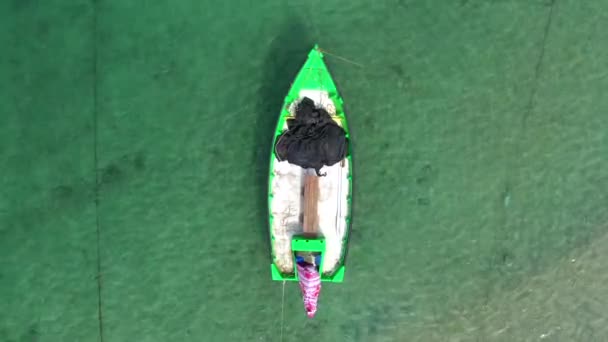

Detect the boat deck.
[{"left": 270, "top": 92, "right": 350, "bottom": 275}]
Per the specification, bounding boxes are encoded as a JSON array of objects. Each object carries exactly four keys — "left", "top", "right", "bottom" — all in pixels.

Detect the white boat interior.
[{"left": 270, "top": 90, "right": 350, "bottom": 275}]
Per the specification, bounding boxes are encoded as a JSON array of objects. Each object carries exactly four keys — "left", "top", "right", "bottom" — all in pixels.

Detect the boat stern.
[{"left": 270, "top": 236, "right": 346, "bottom": 283}]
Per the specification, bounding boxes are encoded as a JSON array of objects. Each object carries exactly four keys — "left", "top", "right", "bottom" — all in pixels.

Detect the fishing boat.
[{"left": 267, "top": 44, "right": 353, "bottom": 317}]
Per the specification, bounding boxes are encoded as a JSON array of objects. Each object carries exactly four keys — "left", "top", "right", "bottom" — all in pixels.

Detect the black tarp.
[{"left": 274, "top": 97, "right": 348, "bottom": 176}]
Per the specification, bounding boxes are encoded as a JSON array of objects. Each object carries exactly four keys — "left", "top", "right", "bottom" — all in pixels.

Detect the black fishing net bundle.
[{"left": 274, "top": 97, "right": 348, "bottom": 176}]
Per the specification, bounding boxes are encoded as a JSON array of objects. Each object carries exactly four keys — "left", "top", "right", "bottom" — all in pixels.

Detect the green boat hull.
[{"left": 267, "top": 44, "right": 353, "bottom": 283}]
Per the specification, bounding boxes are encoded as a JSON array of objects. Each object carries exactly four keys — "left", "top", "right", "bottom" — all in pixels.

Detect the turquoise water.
[{"left": 1, "top": 0, "right": 608, "bottom": 341}]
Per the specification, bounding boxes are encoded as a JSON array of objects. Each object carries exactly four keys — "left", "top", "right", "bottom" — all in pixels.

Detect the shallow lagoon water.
[{"left": 1, "top": 1, "right": 608, "bottom": 341}]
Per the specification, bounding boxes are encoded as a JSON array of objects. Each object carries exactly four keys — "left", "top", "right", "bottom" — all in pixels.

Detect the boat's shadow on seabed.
[{"left": 253, "top": 16, "right": 313, "bottom": 252}]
